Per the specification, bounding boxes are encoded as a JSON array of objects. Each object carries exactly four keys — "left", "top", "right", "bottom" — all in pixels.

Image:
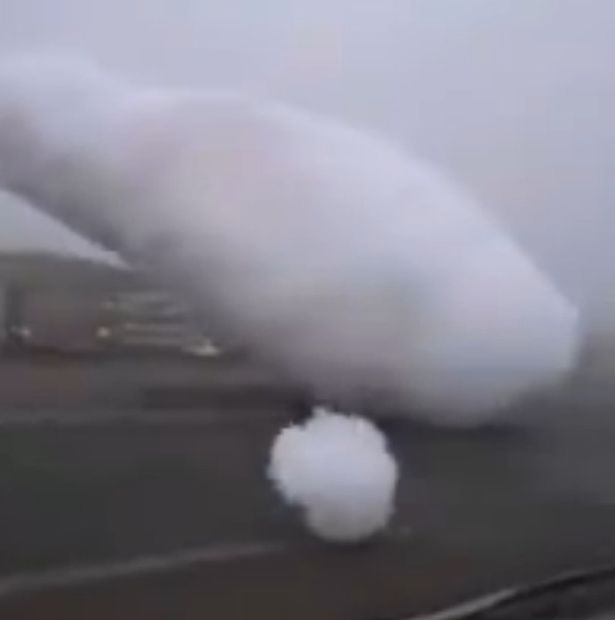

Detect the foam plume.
[{"left": 0, "top": 54, "right": 580, "bottom": 424}]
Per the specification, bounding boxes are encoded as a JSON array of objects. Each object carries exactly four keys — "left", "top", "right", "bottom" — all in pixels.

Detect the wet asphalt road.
[{"left": 0, "top": 348, "right": 614, "bottom": 619}]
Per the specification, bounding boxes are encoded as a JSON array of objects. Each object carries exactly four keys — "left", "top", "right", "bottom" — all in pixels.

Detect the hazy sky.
[{"left": 0, "top": 0, "right": 613, "bottom": 322}]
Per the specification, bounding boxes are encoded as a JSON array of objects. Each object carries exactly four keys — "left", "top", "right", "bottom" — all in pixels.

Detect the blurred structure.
[
  {"left": 99, "top": 289, "right": 211, "bottom": 352},
  {"left": 0, "top": 252, "right": 214, "bottom": 355}
]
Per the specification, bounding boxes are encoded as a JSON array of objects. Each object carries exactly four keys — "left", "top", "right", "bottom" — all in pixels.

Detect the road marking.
[{"left": 0, "top": 540, "right": 288, "bottom": 598}]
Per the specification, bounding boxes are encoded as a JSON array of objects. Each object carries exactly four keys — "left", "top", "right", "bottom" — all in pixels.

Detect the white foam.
[
  {"left": 0, "top": 54, "right": 580, "bottom": 424},
  {"left": 269, "top": 408, "right": 398, "bottom": 542}
]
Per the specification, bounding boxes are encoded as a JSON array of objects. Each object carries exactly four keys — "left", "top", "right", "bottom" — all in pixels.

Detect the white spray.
[
  {"left": 0, "top": 54, "right": 580, "bottom": 425},
  {"left": 268, "top": 408, "right": 398, "bottom": 542}
]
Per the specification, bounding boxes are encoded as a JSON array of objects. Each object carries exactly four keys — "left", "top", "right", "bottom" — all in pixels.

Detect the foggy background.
[{"left": 0, "top": 0, "right": 613, "bottom": 330}]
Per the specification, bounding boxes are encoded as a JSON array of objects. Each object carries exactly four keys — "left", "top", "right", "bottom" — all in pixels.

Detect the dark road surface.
[{"left": 0, "top": 348, "right": 614, "bottom": 619}]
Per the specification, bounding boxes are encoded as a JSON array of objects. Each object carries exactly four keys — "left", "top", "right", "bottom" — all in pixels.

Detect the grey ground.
[{"left": 0, "top": 346, "right": 614, "bottom": 619}]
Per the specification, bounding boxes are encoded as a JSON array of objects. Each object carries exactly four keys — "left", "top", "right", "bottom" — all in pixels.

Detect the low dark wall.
[{"left": 0, "top": 353, "right": 292, "bottom": 412}]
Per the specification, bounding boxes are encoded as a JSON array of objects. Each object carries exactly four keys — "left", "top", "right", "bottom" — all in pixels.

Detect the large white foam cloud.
[{"left": 0, "top": 54, "right": 580, "bottom": 424}]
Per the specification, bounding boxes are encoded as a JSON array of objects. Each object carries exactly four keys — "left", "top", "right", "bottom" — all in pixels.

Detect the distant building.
[
  {"left": 0, "top": 252, "right": 216, "bottom": 355},
  {"left": 99, "top": 289, "right": 213, "bottom": 352}
]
